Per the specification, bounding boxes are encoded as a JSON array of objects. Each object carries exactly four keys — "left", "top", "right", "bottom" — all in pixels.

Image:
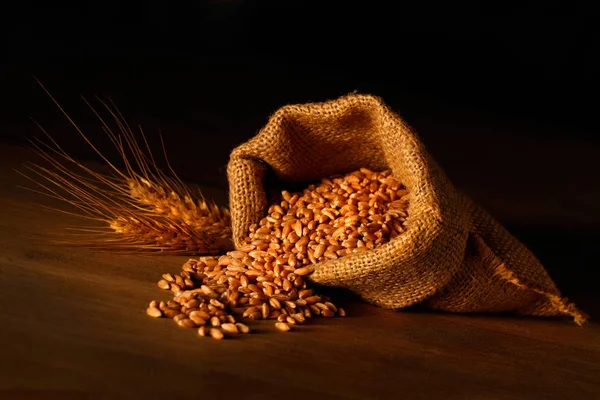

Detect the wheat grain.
[
  {"left": 235, "top": 322, "right": 250, "bottom": 334},
  {"left": 209, "top": 328, "right": 225, "bottom": 340},
  {"left": 189, "top": 314, "right": 207, "bottom": 326},
  {"left": 146, "top": 306, "right": 162, "bottom": 318},
  {"left": 197, "top": 326, "right": 209, "bottom": 337},
  {"left": 176, "top": 318, "right": 197, "bottom": 328},
  {"left": 157, "top": 279, "right": 170, "bottom": 290},
  {"left": 220, "top": 323, "right": 239, "bottom": 336},
  {"left": 147, "top": 168, "right": 409, "bottom": 338},
  {"left": 275, "top": 322, "right": 291, "bottom": 332}
]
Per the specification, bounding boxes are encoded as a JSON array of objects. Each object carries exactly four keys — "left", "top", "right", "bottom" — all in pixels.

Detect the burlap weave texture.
[{"left": 227, "top": 94, "right": 586, "bottom": 324}]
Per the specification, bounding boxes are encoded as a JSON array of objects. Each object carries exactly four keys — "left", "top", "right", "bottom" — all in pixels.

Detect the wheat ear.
[{"left": 19, "top": 81, "right": 232, "bottom": 255}]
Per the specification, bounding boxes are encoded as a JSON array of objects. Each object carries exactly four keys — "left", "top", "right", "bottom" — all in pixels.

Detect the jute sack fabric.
[{"left": 226, "top": 94, "right": 586, "bottom": 324}]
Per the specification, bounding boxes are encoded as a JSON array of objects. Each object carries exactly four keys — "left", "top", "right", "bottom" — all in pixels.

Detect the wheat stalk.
[{"left": 19, "top": 80, "right": 232, "bottom": 255}]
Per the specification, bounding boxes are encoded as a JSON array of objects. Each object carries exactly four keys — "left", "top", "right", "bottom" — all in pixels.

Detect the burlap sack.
[{"left": 227, "top": 94, "right": 587, "bottom": 324}]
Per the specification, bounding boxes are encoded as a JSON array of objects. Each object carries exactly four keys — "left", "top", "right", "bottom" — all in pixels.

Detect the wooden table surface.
[{"left": 1, "top": 133, "right": 599, "bottom": 400}]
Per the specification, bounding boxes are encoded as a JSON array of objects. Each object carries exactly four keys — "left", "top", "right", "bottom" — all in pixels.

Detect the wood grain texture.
[{"left": 1, "top": 143, "right": 598, "bottom": 400}]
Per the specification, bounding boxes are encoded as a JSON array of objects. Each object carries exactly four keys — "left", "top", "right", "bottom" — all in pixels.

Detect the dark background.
[
  {"left": 2, "top": 3, "right": 598, "bottom": 147},
  {"left": 1, "top": 2, "right": 599, "bottom": 310},
  {"left": 2, "top": 2, "right": 597, "bottom": 202}
]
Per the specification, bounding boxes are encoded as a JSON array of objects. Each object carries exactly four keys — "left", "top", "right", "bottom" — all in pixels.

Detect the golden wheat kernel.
[
  {"left": 287, "top": 231, "right": 300, "bottom": 244},
  {"left": 247, "top": 284, "right": 261, "bottom": 293},
  {"left": 220, "top": 323, "right": 239, "bottom": 335},
  {"left": 238, "top": 244, "right": 255, "bottom": 253},
  {"left": 209, "top": 328, "right": 225, "bottom": 340},
  {"left": 242, "top": 306, "right": 260, "bottom": 318},
  {"left": 173, "top": 314, "right": 187, "bottom": 322},
  {"left": 189, "top": 314, "right": 207, "bottom": 325},
  {"left": 200, "top": 285, "right": 217, "bottom": 298},
  {"left": 294, "top": 266, "right": 314, "bottom": 276},
  {"left": 218, "top": 256, "right": 231, "bottom": 267},
  {"left": 298, "top": 289, "right": 313, "bottom": 299},
  {"left": 291, "top": 277, "right": 302, "bottom": 289},
  {"left": 177, "top": 318, "right": 197, "bottom": 328},
  {"left": 146, "top": 306, "right": 162, "bottom": 318},
  {"left": 284, "top": 306, "right": 295, "bottom": 317},
  {"left": 275, "top": 322, "right": 291, "bottom": 332},
  {"left": 185, "top": 299, "right": 199, "bottom": 309},
  {"left": 210, "top": 299, "right": 225, "bottom": 309},
  {"left": 228, "top": 250, "right": 246, "bottom": 259},
  {"left": 261, "top": 303, "right": 270, "bottom": 319},
  {"left": 235, "top": 322, "right": 250, "bottom": 334},
  {"left": 248, "top": 311, "right": 262, "bottom": 320},
  {"left": 187, "top": 305, "right": 205, "bottom": 316},
  {"left": 337, "top": 308, "right": 346, "bottom": 317},
  {"left": 184, "top": 278, "right": 195, "bottom": 288},
  {"left": 296, "top": 236, "right": 309, "bottom": 248},
  {"left": 238, "top": 285, "right": 252, "bottom": 295},
  {"left": 200, "top": 259, "right": 216, "bottom": 268},
  {"left": 149, "top": 300, "right": 158, "bottom": 308},
  {"left": 313, "top": 244, "right": 326, "bottom": 259},
  {"left": 291, "top": 313, "right": 306, "bottom": 323},
  {"left": 303, "top": 307, "right": 312, "bottom": 318},
  {"left": 291, "top": 220, "right": 302, "bottom": 237},
  {"left": 230, "top": 257, "right": 246, "bottom": 268},
  {"left": 285, "top": 316, "right": 297, "bottom": 325},
  {"left": 309, "top": 305, "right": 321, "bottom": 315},
  {"left": 294, "top": 297, "right": 306, "bottom": 306},
  {"left": 249, "top": 297, "right": 265, "bottom": 306},
  {"left": 180, "top": 270, "right": 192, "bottom": 280},
  {"left": 197, "top": 326, "right": 209, "bottom": 337},
  {"left": 174, "top": 275, "right": 185, "bottom": 287},
  {"left": 307, "top": 249, "right": 317, "bottom": 264},
  {"left": 321, "top": 310, "right": 335, "bottom": 317},
  {"left": 169, "top": 283, "right": 182, "bottom": 294},
  {"left": 283, "top": 300, "right": 296, "bottom": 310},
  {"left": 269, "top": 298, "right": 282, "bottom": 309},
  {"left": 210, "top": 316, "right": 221, "bottom": 327},
  {"left": 277, "top": 314, "right": 287, "bottom": 322},
  {"left": 282, "top": 279, "right": 293, "bottom": 291},
  {"left": 163, "top": 308, "right": 180, "bottom": 319},
  {"left": 279, "top": 190, "right": 290, "bottom": 202},
  {"left": 157, "top": 279, "right": 170, "bottom": 290},
  {"left": 263, "top": 285, "right": 274, "bottom": 297}
]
